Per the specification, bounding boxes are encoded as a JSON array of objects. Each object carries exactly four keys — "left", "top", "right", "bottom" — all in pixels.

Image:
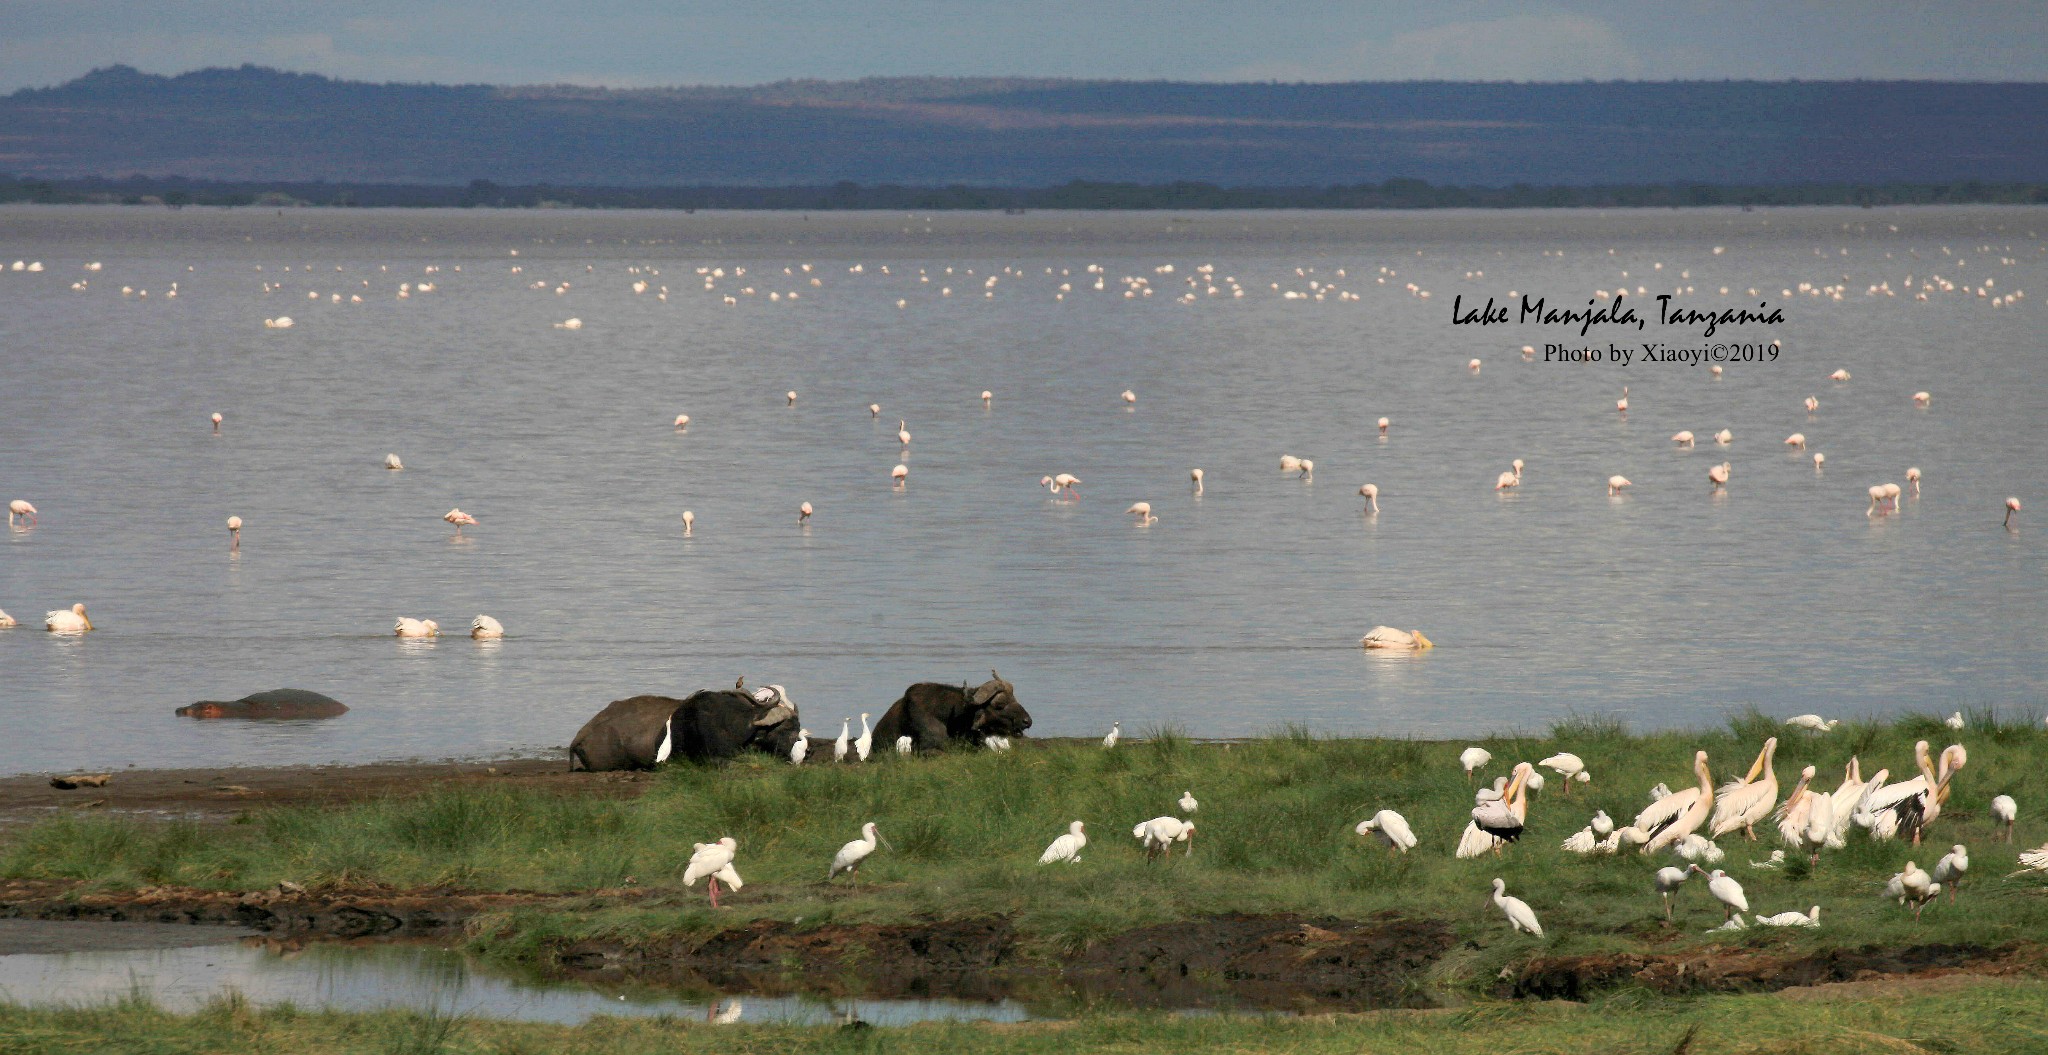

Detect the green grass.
[
  {"left": 6, "top": 978, "right": 2048, "bottom": 1054},
  {"left": 6, "top": 715, "right": 2048, "bottom": 987}
]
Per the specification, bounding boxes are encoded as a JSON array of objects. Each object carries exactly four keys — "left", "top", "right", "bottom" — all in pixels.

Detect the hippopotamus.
[
  {"left": 176, "top": 688, "right": 349, "bottom": 720},
  {"left": 569, "top": 686, "right": 802, "bottom": 771},
  {"left": 871, "top": 671, "right": 1031, "bottom": 751}
]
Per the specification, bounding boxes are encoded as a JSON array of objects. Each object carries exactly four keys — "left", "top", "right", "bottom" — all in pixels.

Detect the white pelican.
[
  {"left": 1540, "top": 753, "right": 1587, "bottom": 794},
  {"left": 1490, "top": 878, "right": 1542, "bottom": 937},
  {"left": 1133, "top": 816, "right": 1194, "bottom": 859},
  {"left": 1361, "top": 626, "right": 1433, "bottom": 650},
  {"left": 227, "top": 516, "right": 242, "bottom": 549},
  {"left": 1861, "top": 742, "right": 1965, "bottom": 844},
  {"left": 1356, "top": 809, "right": 1417, "bottom": 853},
  {"left": 853, "top": 712, "right": 873, "bottom": 761},
  {"left": 1886, "top": 861, "right": 1937, "bottom": 920},
  {"left": 1784, "top": 433, "right": 1806, "bottom": 449},
  {"left": 682, "top": 510, "right": 695, "bottom": 535},
  {"left": 1829, "top": 368, "right": 1850, "bottom": 381},
  {"left": 0, "top": 610, "right": 13, "bottom": 628},
  {"left": 799, "top": 501, "right": 814, "bottom": 523},
  {"left": 444, "top": 509, "right": 477, "bottom": 535},
  {"left": 1636, "top": 751, "right": 1714, "bottom": 853},
  {"left": 891, "top": 464, "right": 907, "bottom": 486},
  {"left": 1460, "top": 763, "right": 1533, "bottom": 858},
  {"left": 1931, "top": 844, "right": 1968, "bottom": 901},
  {"left": 1460, "top": 746, "right": 1492, "bottom": 782},
  {"left": 790, "top": 729, "right": 810, "bottom": 765},
  {"left": 1039, "top": 821, "right": 1088, "bottom": 864},
  {"left": 898, "top": 420, "right": 911, "bottom": 445},
  {"left": 45, "top": 603, "right": 93, "bottom": 633},
  {"left": 1991, "top": 795, "right": 2017, "bottom": 841},
  {"left": 2006, "top": 497, "right": 2021, "bottom": 527},
  {"left": 1800, "top": 780, "right": 1837, "bottom": 863},
  {"left": 470, "top": 615, "right": 503, "bottom": 639},
  {"left": 1672, "top": 431, "right": 1695, "bottom": 446},
  {"left": 1905, "top": 467, "right": 1921, "bottom": 493},
  {"left": 384, "top": 453, "right": 404, "bottom": 470},
  {"left": 829, "top": 822, "right": 888, "bottom": 882},
  {"left": 1616, "top": 387, "right": 1628, "bottom": 413},
  {"left": 1190, "top": 468, "right": 1204, "bottom": 493},
  {"left": 1784, "top": 714, "right": 1837, "bottom": 733},
  {"left": 1121, "top": 389, "right": 1136, "bottom": 405},
  {"left": 394, "top": 617, "right": 439, "bottom": 638},
  {"left": 1279, "top": 455, "right": 1302, "bottom": 474},
  {"left": 833, "top": 719, "right": 850, "bottom": 762},
  {"left": 1944, "top": 711, "right": 1964, "bottom": 730},
  {"left": 1179, "top": 791, "right": 1199, "bottom": 814},
  {"left": 1710, "top": 738, "right": 1779, "bottom": 840},
  {"left": 8, "top": 500, "right": 36, "bottom": 526},
  {"left": 683, "top": 837, "right": 740, "bottom": 907},
  {"left": 1913, "top": 391, "right": 1931, "bottom": 406},
  {"left": 1773, "top": 765, "right": 1818, "bottom": 845},
  {"left": 1714, "top": 429, "right": 1733, "bottom": 445},
  {"left": 210, "top": 412, "right": 223, "bottom": 433},
  {"left": 895, "top": 735, "right": 913, "bottom": 755},
  {"left": 674, "top": 414, "right": 690, "bottom": 429},
  {"left": 1607, "top": 475, "right": 1632, "bottom": 495},
  {"left": 1805, "top": 396, "right": 1819, "bottom": 412},
  {"left": 1358, "top": 483, "right": 1379, "bottom": 512},
  {"left": 981, "top": 390, "right": 993, "bottom": 406},
  {"left": 1103, "top": 722, "right": 1121, "bottom": 748},
  {"left": 1757, "top": 906, "right": 1820, "bottom": 928},
  {"left": 1653, "top": 865, "right": 1688, "bottom": 917},
  {"left": 1691, "top": 866, "right": 1747, "bottom": 922}
]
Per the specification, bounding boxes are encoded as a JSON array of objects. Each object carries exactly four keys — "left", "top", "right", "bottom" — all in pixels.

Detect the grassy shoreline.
[{"left": 4, "top": 712, "right": 2045, "bottom": 989}]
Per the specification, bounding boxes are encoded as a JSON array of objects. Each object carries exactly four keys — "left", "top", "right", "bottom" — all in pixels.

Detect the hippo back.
[{"left": 176, "top": 688, "right": 348, "bottom": 720}]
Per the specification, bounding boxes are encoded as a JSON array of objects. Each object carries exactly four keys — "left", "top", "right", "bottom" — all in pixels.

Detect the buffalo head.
[{"left": 967, "top": 670, "right": 1032, "bottom": 737}]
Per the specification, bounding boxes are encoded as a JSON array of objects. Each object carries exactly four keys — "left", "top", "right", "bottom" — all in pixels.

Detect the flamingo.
[
  {"left": 683, "top": 837, "right": 740, "bottom": 908},
  {"left": 1913, "top": 391, "right": 1931, "bottom": 405},
  {"left": 1103, "top": 722, "right": 1121, "bottom": 748},
  {"left": 1813, "top": 452, "right": 1825, "bottom": 469},
  {"left": 2006, "top": 497, "right": 2021, "bottom": 527},
  {"left": 829, "top": 822, "right": 888, "bottom": 882},
  {"left": 1653, "top": 866, "right": 1688, "bottom": 918},
  {"left": 470, "top": 615, "right": 503, "bottom": 639},
  {"left": 226, "top": 516, "right": 242, "bottom": 550},
  {"left": 799, "top": 501, "right": 814, "bottom": 523},
  {"left": 1905, "top": 467, "right": 1921, "bottom": 493},
  {"left": 786, "top": 390, "right": 797, "bottom": 406},
  {"left": 891, "top": 464, "right": 908, "bottom": 486},
  {"left": 384, "top": 453, "right": 404, "bottom": 470},
  {"left": 1133, "top": 816, "right": 1194, "bottom": 859},
  {"left": 1361, "top": 626, "right": 1432, "bottom": 650},
  {"left": 1635, "top": 751, "right": 1714, "bottom": 853},
  {"left": 869, "top": 404, "right": 880, "bottom": 417},
  {"left": 833, "top": 719, "right": 850, "bottom": 762},
  {"left": 790, "top": 729, "right": 810, "bottom": 765},
  {"left": 1672, "top": 431, "right": 1695, "bottom": 446},
  {"left": 1690, "top": 865, "right": 1748, "bottom": 922},
  {"left": 853, "top": 713, "right": 874, "bottom": 761},
  {"left": 1460, "top": 747, "right": 1492, "bottom": 783},
  {"left": 674, "top": 414, "right": 690, "bottom": 429},
  {"left": 1121, "top": 389, "right": 1136, "bottom": 405},
  {"left": 1607, "top": 475, "right": 1632, "bottom": 495},
  {"left": 898, "top": 420, "right": 911, "bottom": 446},
  {"left": 1805, "top": 396, "right": 1819, "bottom": 412},
  {"left": 1495, "top": 471, "right": 1519, "bottom": 491},
  {"left": 1377, "top": 417, "right": 1389, "bottom": 433},
  {"left": 8, "top": 500, "right": 36, "bottom": 526},
  {"left": 1279, "top": 455, "right": 1303, "bottom": 475},
  {"left": 981, "top": 390, "right": 993, "bottom": 406},
  {"left": 1039, "top": 821, "right": 1088, "bottom": 864},
  {"left": 1829, "top": 369, "right": 1851, "bottom": 381},
  {"left": 1469, "top": 358, "right": 1483, "bottom": 372},
  {"left": 1784, "top": 433, "right": 1806, "bottom": 449},
  {"left": 1052, "top": 474, "right": 1081, "bottom": 496},
  {"left": 1868, "top": 486, "right": 1891, "bottom": 516},
  {"left": 1991, "top": 795, "right": 2017, "bottom": 841},
  {"left": 210, "top": 412, "right": 223, "bottom": 433},
  {"left": 1714, "top": 429, "right": 1733, "bottom": 445},
  {"left": 1931, "top": 844, "right": 1968, "bottom": 901},
  {"left": 1355, "top": 809, "right": 1417, "bottom": 853},
  {"left": 1298, "top": 458, "right": 1313, "bottom": 479},
  {"left": 394, "top": 617, "right": 439, "bottom": 638},
  {"left": 1190, "top": 468, "right": 1204, "bottom": 493},
  {"left": 1358, "top": 483, "right": 1379, "bottom": 512},
  {"left": 1710, "top": 738, "right": 1779, "bottom": 840},
  {"left": 44, "top": 603, "right": 93, "bottom": 633},
  {"left": 1616, "top": 387, "right": 1628, "bottom": 413},
  {"left": 1490, "top": 878, "right": 1543, "bottom": 937},
  {"left": 682, "top": 510, "right": 695, "bottom": 535},
  {"left": 1126, "top": 502, "right": 1156, "bottom": 524},
  {"left": 444, "top": 508, "right": 477, "bottom": 535}
]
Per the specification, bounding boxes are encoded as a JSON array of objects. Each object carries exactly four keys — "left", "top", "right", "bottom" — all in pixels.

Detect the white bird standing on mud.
[
  {"left": 1691, "top": 866, "right": 1748, "bottom": 923},
  {"left": 833, "top": 719, "right": 850, "bottom": 762},
  {"left": 1039, "top": 821, "right": 1088, "bottom": 864},
  {"left": 853, "top": 713, "right": 874, "bottom": 762},
  {"left": 1356, "top": 810, "right": 1417, "bottom": 853},
  {"left": 1103, "top": 722, "right": 1121, "bottom": 748},
  {"left": 1134, "top": 817, "right": 1195, "bottom": 859},
  {"left": 683, "top": 837, "right": 741, "bottom": 908},
  {"left": 829, "top": 823, "right": 888, "bottom": 882},
  {"left": 1490, "top": 878, "right": 1542, "bottom": 937}
]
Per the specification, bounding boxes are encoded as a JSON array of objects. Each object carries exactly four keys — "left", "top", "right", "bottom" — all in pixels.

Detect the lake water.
[{"left": 1, "top": 205, "right": 2042, "bottom": 775}]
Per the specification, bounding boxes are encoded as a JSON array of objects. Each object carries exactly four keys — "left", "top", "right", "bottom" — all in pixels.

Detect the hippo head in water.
[{"left": 176, "top": 688, "right": 348, "bottom": 720}]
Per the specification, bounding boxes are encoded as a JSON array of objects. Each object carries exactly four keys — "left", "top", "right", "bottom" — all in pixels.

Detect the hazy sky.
[{"left": 4, "top": 1, "right": 2045, "bottom": 92}]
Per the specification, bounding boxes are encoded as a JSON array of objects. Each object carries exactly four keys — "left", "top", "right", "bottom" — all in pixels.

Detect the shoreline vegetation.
[{"left": 3, "top": 176, "right": 2045, "bottom": 211}]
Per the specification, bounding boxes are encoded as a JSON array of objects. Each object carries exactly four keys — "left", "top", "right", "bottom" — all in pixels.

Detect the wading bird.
[
  {"left": 444, "top": 509, "right": 477, "bottom": 535},
  {"left": 8, "top": 500, "right": 36, "bottom": 527},
  {"left": 1103, "top": 722, "right": 1121, "bottom": 748},
  {"left": 1784, "top": 714, "right": 1838, "bottom": 734},
  {"left": 1691, "top": 865, "right": 1748, "bottom": 923},
  {"left": 1653, "top": 865, "right": 1688, "bottom": 918},
  {"left": 683, "top": 837, "right": 740, "bottom": 908},
  {"left": 1491, "top": 878, "right": 1542, "bottom": 937},
  {"left": 1358, "top": 483, "right": 1379, "bottom": 512},
  {"left": 1190, "top": 468, "right": 1204, "bottom": 493},
  {"left": 1179, "top": 791, "right": 1199, "bottom": 814},
  {"left": 1133, "top": 816, "right": 1195, "bottom": 860},
  {"left": 1039, "top": 821, "right": 1087, "bottom": 864},
  {"left": 2006, "top": 497, "right": 2022, "bottom": 527},
  {"left": 1931, "top": 844, "right": 1968, "bottom": 901},
  {"left": 227, "top": 516, "right": 242, "bottom": 550},
  {"left": 1461, "top": 747, "right": 1492, "bottom": 783},
  {"left": 1356, "top": 810, "right": 1417, "bottom": 853},
  {"left": 210, "top": 412, "right": 223, "bottom": 433},
  {"left": 854, "top": 713, "right": 873, "bottom": 761},
  {"left": 1991, "top": 795, "right": 2018, "bottom": 841},
  {"left": 790, "top": 730, "right": 809, "bottom": 765},
  {"left": 829, "top": 823, "right": 888, "bottom": 882},
  {"left": 1608, "top": 475, "right": 1632, "bottom": 495}
]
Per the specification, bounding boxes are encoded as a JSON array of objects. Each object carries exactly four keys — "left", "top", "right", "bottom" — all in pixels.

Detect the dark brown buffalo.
[
  {"left": 569, "top": 689, "right": 802, "bottom": 771},
  {"left": 175, "top": 688, "right": 348, "bottom": 720},
  {"left": 871, "top": 671, "right": 1031, "bottom": 752}
]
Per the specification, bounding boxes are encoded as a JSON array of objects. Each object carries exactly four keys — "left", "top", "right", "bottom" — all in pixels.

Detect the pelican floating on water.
[{"left": 1361, "top": 626, "right": 1432, "bottom": 650}]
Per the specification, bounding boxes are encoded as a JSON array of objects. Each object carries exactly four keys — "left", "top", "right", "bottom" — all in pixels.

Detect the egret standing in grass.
[
  {"left": 829, "top": 823, "right": 889, "bottom": 883},
  {"left": 790, "top": 729, "right": 810, "bottom": 765},
  {"left": 1039, "top": 821, "right": 1087, "bottom": 864},
  {"left": 833, "top": 719, "right": 850, "bottom": 762},
  {"left": 1653, "top": 866, "right": 1689, "bottom": 918},
  {"left": 1103, "top": 722, "right": 1121, "bottom": 748},
  {"left": 1490, "top": 878, "right": 1542, "bottom": 937},
  {"left": 854, "top": 713, "right": 874, "bottom": 761}
]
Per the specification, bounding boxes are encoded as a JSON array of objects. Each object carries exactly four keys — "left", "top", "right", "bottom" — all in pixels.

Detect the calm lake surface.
[{"left": 1, "top": 206, "right": 2042, "bottom": 775}]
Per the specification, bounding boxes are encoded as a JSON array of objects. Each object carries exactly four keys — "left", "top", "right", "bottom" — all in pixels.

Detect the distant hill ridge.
[{"left": 4, "top": 65, "right": 2044, "bottom": 187}]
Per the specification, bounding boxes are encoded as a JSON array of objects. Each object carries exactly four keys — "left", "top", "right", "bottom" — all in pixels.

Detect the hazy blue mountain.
[{"left": 4, "top": 66, "right": 2043, "bottom": 187}]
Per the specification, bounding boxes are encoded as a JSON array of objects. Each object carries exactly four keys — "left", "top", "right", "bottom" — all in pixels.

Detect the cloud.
[{"left": 1228, "top": 14, "right": 1643, "bottom": 82}]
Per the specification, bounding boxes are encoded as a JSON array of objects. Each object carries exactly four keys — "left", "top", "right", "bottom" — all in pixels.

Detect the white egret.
[
  {"left": 1103, "top": 722, "right": 1121, "bottom": 748},
  {"left": 790, "top": 730, "right": 810, "bottom": 765},
  {"left": 833, "top": 719, "right": 850, "bottom": 762},
  {"left": 1490, "top": 878, "right": 1543, "bottom": 937}
]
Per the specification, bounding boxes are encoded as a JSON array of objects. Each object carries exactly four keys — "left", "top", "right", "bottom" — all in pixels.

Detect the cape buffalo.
[
  {"left": 176, "top": 688, "right": 348, "bottom": 720},
  {"left": 569, "top": 687, "right": 802, "bottom": 771},
  {"left": 871, "top": 671, "right": 1031, "bottom": 752}
]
